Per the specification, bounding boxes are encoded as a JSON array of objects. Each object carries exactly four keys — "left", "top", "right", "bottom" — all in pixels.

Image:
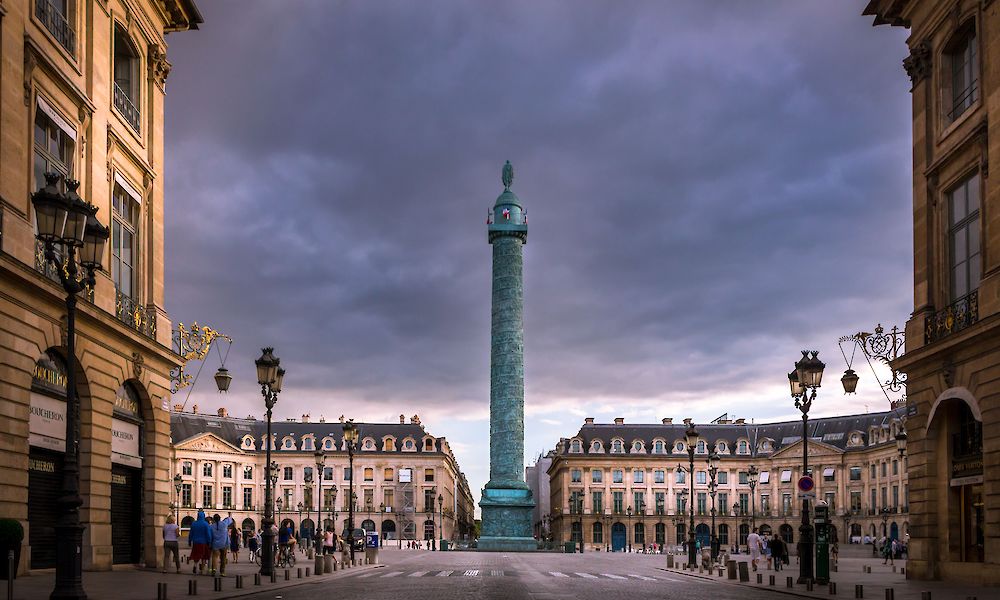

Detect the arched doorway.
[
  {"left": 181, "top": 516, "right": 194, "bottom": 539},
  {"left": 695, "top": 523, "right": 710, "bottom": 549},
  {"left": 381, "top": 519, "right": 397, "bottom": 540},
  {"left": 758, "top": 524, "right": 772, "bottom": 537},
  {"left": 779, "top": 524, "right": 794, "bottom": 544},
  {"left": 850, "top": 523, "right": 862, "bottom": 541},
  {"left": 654, "top": 523, "right": 666, "bottom": 546},
  {"left": 110, "top": 382, "right": 145, "bottom": 564},
  {"left": 423, "top": 520, "right": 435, "bottom": 541},
  {"left": 27, "top": 351, "right": 71, "bottom": 570},
  {"left": 890, "top": 522, "right": 899, "bottom": 541},
  {"left": 242, "top": 518, "right": 256, "bottom": 537},
  {"left": 300, "top": 518, "right": 315, "bottom": 541},
  {"left": 361, "top": 519, "right": 376, "bottom": 533},
  {"left": 611, "top": 522, "right": 627, "bottom": 552}
]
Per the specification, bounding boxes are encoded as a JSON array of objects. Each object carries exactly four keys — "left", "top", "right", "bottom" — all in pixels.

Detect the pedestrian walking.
[
  {"left": 210, "top": 513, "right": 234, "bottom": 576},
  {"left": 762, "top": 537, "right": 772, "bottom": 570},
  {"left": 747, "top": 528, "right": 763, "bottom": 571},
  {"left": 188, "top": 510, "right": 211, "bottom": 575},
  {"left": 162, "top": 515, "right": 181, "bottom": 574},
  {"left": 229, "top": 525, "right": 241, "bottom": 563},
  {"left": 247, "top": 529, "right": 259, "bottom": 561},
  {"left": 770, "top": 534, "right": 785, "bottom": 572},
  {"left": 881, "top": 538, "right": 894, "bottom": 565},
  {"left": 831, "top": 541, "right": 839, "bottom": 567}
]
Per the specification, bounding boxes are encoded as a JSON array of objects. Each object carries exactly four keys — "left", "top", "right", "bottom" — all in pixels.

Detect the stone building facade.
[
  {"left": 863, "top": 0, "right": 994, "bottom": 583},
  {"left": 548, "top": 411, "right": 908, "bottom": 553},
  {"left": 0, "top": 0, "right": 200, "bottom": 573},
  {"left": 171, "top": 410, "right": 476, "bottom": 546}
]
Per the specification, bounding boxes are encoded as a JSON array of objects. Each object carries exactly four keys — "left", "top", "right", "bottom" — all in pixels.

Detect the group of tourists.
[
  {"left": 746, "top": 527, "right": 790, "bottom": 572},
  {"left": 172, "top": 510, "right": 238, "bottom": 576}
]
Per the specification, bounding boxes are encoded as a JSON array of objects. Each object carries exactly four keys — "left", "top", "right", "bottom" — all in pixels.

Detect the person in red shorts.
[{"left": 188, "top": 510, "right": 211, "bottom": 574}]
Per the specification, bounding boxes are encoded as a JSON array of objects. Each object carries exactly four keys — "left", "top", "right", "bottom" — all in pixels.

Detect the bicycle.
[{"left": 274, "top": 544, "right": 296, "bottom": 568}]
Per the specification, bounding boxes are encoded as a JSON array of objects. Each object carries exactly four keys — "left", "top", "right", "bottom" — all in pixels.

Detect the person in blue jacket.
[
  {"left": 210, "top": 513, "right": 234, "bottom": 576},
  {"left": 188, "top": 510, "right": 211, "bottom": 575}
]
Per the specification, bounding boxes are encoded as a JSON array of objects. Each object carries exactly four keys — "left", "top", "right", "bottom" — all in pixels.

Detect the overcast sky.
[{"left": 163, "top": 1, "right": 911, "bottom": 501}]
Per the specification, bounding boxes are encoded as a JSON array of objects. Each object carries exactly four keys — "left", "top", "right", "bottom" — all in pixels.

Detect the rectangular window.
[
  {"left": 424, "top": 468, "right": 434, "bottom": 482},
  {"left": 344, "top": 467, "right": 352, "bottom": 481},
  {"left": 676, "top": 494, "right": 687, "bottom": 514},
  {"left": 738, "top": 471, "right": 748, "bottom": 485},
  {"left": 182, "top": 462, "right": 192, "bottom": 476},
  {"left": 696, "top": 493, "right": 707, "bottom": 515},
  {"left": 654, "top": 492, "right": 665, "bottom": 515},
  {"left": 364, "top": 467, "right": 374, "bottom": 481},
  {"left": 112, "top": 182, "right": 140, "bottom": 299},
  {"left": 592, "top": 491, "right": 603, "bottom": 514},
  {"left": 384, "top": 489, "right": 394, "bottom": 509},
  {"left": 823, "top": 467, "right": 835, "bottom": 482},
  {"left": 571, "top": 469, "right": 582, "bottom": 483},
  {"left": 759, "top": 471, "right": 770, "bottom": 484},
  {"left": 612, "top": 470, "right": 623, "bottom": 484},
  {"left": 892, "top": 460, "right": 898, "bottom": 476},
  {"left": 324, "top": 467, "right": 333, "bottom": 481},
  {"left": 222, "top": 486, "right": 232, "bottom": 508},
  {"left": 202, "top": 485, "right": 213, "bottom": 509},
  {"left": 181, "top": 483, "right": 192, "bottom": 507},
  {"left": 675, "top": 470, "right": 685, "bottom": 484},
  {"left": 881, "top": 462, "right": 887, "bottom": 478},
  {"left": 243, "top": 487, "right": 252, "bottom": 510},
  {"left": 304, "top": 488, "right": 313, "bottom": 509},
  {"left": 303, "top": 467, "right": 313, "bottom": 482},
  {"left": 782, "top": 493, "right": 792, "bottom": 515},
  {"left": 871, "top": 464, "right": 877, "bottom": 479},
  {"left": 949, "top": 173, "right": 982, "bottom": 300},
  {"left": 424, "top": 489, "right": 435, "bottom": 512},
  {"left": 222, "top": 464, "right": 233, "bottom": 478},
  {"left": 243, "top": 466, "right": 253, "bottom": 480},
  {"left": 364, "top": 488, "right": 374, "bottom": 508},
  {"left": 283, "top": 488, "right": 292, "bottom": 507},
  {"left": 633, "top": 470, "right": 644, "bottom": 484},
  {"left": 634, "top": 491, "right": 644, "bottom": 513},
  {"left": 695, "top": 471, "right": 707, "bottom": 485},
  {"left": 718, "top": 493, "right": 728, "bottom": 512},
  {"left": 881, "top": 487, "right": 888, "bottom": 509},
  {"left": 738, "top": 493, "right": 749, "bottom": 515},
  {"left": 384, "top": 468, "right": 393, "bottom": 481},
  {"left": 824, "top": 492, "right": 835, "bottom": 511},
  {"left": 849, "top": 466, "right": 862, "bottom": 481},
  {"left": 654, "top": 470, "right": 665, "bottom": 484},
  {"left": 948, "top": 28, "right": 979, "bottom": 121},
  {"left": 780, "top": 470, "right": 792, "bottom": 483},
  {"left": 283, "top": 466, "right": 293, "bottom": 481},
  {"left": 717, "top": 471, "right": 728, "bottom": 485},
  {"left": 851, "top": 491, "right": 862, "bottom": 512},
  {"left": 592, "top": 470, "right": 603, "bottom": 484},
  {"left": 871, "top": 489, "right": 877, "bottom": 512},
  {"left": 760, "top": 494, "right": 770, "bottom": 515},
  {"left": 612, "top": 491, "right": 624, "bottom": 514},
  {"left": 323, "top": 488, "right": 335, "bottom": 510},
  {"left": 33, "top": 103, "right": 75, "bottom": 193}
]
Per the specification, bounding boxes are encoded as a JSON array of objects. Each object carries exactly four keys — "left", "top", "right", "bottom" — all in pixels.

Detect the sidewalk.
[
  {"left": 664, "top": 554, "right": 992, "bottom": 600},
  {"left": 6, "top": 551, "right": 381, "bottom": 600}
]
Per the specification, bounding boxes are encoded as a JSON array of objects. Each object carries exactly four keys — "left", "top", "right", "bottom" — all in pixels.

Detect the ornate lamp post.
[
  {"left": 314, "top": 450, "right": 325, "bottom": 547},
  {"left": 173, "top": 474, "right": 183, "bottom": 523},
  {"left": 342, "top": 419, "right": 360, "bottom": 562},
  {"left": 789, "top": 350, "right": 825, "bottom": 584},
  {"left": 685, "top": 423, "right": 699, "bottom": 567},
  {"left": 626, "top": 505, "right": 633, "bottom": 553},
  {"left": 255, "top": 347, "right": 284, "bottom": 577},
  {"left": 747, "top": 464, "right": 759, "bottom": 531},
  {"left": 707, "top": 451, "right": 720, "bottom": 562},
  {"left": 438, "top": 493, "right": 444, "bottom": 550},
  {"left": 677, "top": 489, "right": 689, "bottom": 553},
  {"left": 330, "top": 488, "right": 338, "bottom": 537},
  {"left": 33, "top": 173, "right": 110, "bottom": 600}
]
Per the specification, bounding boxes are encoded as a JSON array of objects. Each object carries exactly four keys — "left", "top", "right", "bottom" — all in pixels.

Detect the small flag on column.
[{"left": 502, "top": 208, "right": 510, "bottom": 220}]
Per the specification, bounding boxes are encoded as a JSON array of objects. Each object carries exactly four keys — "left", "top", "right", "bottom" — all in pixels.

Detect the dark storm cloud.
[{"left": 163, "top": 1, "right": 911, "bottom": 488}]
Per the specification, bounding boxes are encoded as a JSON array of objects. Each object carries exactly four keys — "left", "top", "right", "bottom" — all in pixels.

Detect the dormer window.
[
  {"left": 738, "top": 440, "right": 749, "bottom": 455},
  {"left": 383, "top": 437, "right": 396, "bottom": 452},
  {"left": 675, "top": 442, "right": 685, "bottom": 453},
  {"left": 717, "top": 442, "right": 727, "bottom": 453},
  {"left": 404, "top": 439, "right": 415, "bottom": 450},
  {"left": 242, "top": 436, "right": 254, "bottom": 449},
  {"left": 632, "top": 441, "right": 643, "bottom": 452},
  {"left": 424, "top": 439, "right": 434, "bottom": 451},
  {"left": 303, "top": 437, "right": 315, "bottom": 451},
  {"left": 282, "top": 437, "right": 295, "bottom": 450},
  {"left": 324, "top": 438, "right": 335, "bottom": 450},
  {"left": 113, "top": 25, "right": 141, "bottom": 133},
  {"left": 590, "top": 440, "right": 603, "bottom": 453},
  {"left": 653, "top": 440, "right": 664, "bottom": 454},
  {"left": 945, "top": 22, "right": 978, "bottom": 124},
  {"left": 570, "top": 440, "right": 582, "bottom": 453},
  {"left": 696, "top": 441, "right": 706, "bottom": 454},
  {"left": 611, "top": 440, "right": 624, "bottom": 453},
  {"left": 364, "top": 439, "right": 374, "bottom": 450}
]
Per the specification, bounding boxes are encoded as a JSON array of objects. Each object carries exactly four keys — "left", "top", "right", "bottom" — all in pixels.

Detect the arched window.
[
  {"left": 780, "top": 524, "right": 794, "bottom": 544},
  {"left": 571, "top": 521, "right": 582, "bottom": 543},
  {"left": 592, "top": 522, "right": 604, "bottom": 544},
  {"left": 738, "top": 440, "right": 749, "bottom": 454},
  {"left": 424, "top": 438, "right": 434, "bottom": 451},
  {"left": 738, "top": 524, "right": 749, "bottom": 546},
  {"left": 632, "top": 441, "right": 642, "bottom": 452},
  {"left": 675, "top": 442, "right": 685, "bottom": 452},
  {"left": 653, "top": 440, "right": 664, "bottom": 454},
  {"left": 282, "top": 437, "right": 295, "bottom": 449},
  {"left": 324, "top": 438, "right": 335, "bottom": 450},
  {"left": 181, "top": 516, "right": 194, "bottom": 532},
  {"left": 202, "top": 463, "right": 212, "bottom": 477},
  {"left": 717, "top": 442, "right": 727, "bottom": 453},
  {"left": 611, "top": 440, "right": 624, "bottom": 453},
  {"left": 696, "top": 441, "right": 706, "bottom": 453},
  {"left": 303, "top": 437, "right": 315, "bottom": 451},
  {"left": 570, "top": 439, "right": 582, "bottom": 453},
  {"left": 676, "top": 523, "right": 686, "bottom": 545},
  {"left": 591, "top": 440, "right": 603, "bottom": 453},
  {"left": 112, "top": 26, "right": 141, "bottom": 132}
]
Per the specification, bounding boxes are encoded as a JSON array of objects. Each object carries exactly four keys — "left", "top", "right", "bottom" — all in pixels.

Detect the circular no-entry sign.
[{"left": 797, "top": 475, "right": 815, "bottom": 493}]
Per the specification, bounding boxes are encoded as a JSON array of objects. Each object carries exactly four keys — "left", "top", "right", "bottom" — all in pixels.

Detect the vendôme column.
[{"left": 478, "top": 161, "right": 536, "bottom": 551}]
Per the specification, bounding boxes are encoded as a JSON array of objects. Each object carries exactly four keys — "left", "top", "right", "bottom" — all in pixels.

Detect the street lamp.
[
  {"left": 173, "top": 473, "right": 183, "bottom": 521},
  {"left": 677, "top": 489, "right": 689, "bottom": 553},
  {"left": 790, "top": 350, "right": 825, "bottom": 584},
  {"left": 707, "top": 451, "right": 720, "bottom": 562},
  {"left": 685, "top": 422, "right": 699, "bottom": 567},
  {"left": 255, "top": 347, "right": 284, "bottom": 577},
  {"left": 32, "top": 174, "right": 110, "bottom": 600},
  {"left": 330, "top": 488, "right": 338, "bottom": 538},
  {"left": 438, "top": 493, "right": 444, "bottom": 551},
  {"left": 626, "top": 505, "right": 633, "bottom": 553},
  {"left": 342, "top": 419, "right": 360, "bottom": 563},
  {"left": 747, "top": 464, "right": 759, "bottom": 531},
  {"left": 314, "top": 450, "right": 325, "bottom": 548},
  {"left": 895, "top": 431, "right": 907, "bottom": 460}
]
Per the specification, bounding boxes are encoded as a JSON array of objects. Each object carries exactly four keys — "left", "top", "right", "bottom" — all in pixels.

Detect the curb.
[
  {"left": 657, "top": 566, "right": 826, "bottom": 600},
  {"left": 168, "top": 563, "right": 385, "bottom": 600}
]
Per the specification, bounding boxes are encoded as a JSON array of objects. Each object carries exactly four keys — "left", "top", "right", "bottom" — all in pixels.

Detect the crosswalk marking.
[
  {"left": 549, "top": 571, "right": 570, "bottom": 577},
  {"left": 463, "top": 570, "right": 479, "bottom": 577},
  {"left": 356, "top": 572, "right": 379, "bottom": 578},
  {"left": 602, "top": 574, "right": 627, "bottom": 579},
  {"left": 574, "top": 573, "right": 598, "bottom": 579},
  {"left": 490, "top": 570, "right": 504, "bottom": 577},
  {"left": 628, "top": 574, "right": 656, "bottom": 581},
  {"left": 435, "top": 570, "right": 453, "bottom": 577},
  {"left": 380, "top": 571, "right": 404, "bottom": 578},
  {"left": 409, "top": 571, "right": 428, "bottom": 577}
]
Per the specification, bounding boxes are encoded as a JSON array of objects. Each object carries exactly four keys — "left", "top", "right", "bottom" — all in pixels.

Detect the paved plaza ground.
[{"left": 5, "top": 547, "right": 993, "bottom": 600}]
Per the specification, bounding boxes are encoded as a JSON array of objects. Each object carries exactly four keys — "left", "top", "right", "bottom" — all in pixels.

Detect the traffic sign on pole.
[{"left": 797, "top": 475, "right": 815, "bottom": 493}]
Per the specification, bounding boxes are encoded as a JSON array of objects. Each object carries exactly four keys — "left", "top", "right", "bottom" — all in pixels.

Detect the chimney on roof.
[
  {"left": 339, "top": 415, "right": 345, "bottom": 423},
  {"left": 683, "top": 417, "right": 692, "bottom": 426},
  {"left": 411, "top": 414, "right": 421, "bottom": 425},
  {"left": 302, "top": 414, "right": 310, "bottom": 423},
  {"left": 173, "top": 404, "right": 183, "bottom": 412},
  {"left": 400, "top": 414, "right": 406, "bottom": 424},
  {"left": 319, "top": 415, "right": 326, "bottom": 423},
  {"left": 734, "top": 418, "right": 746, "bottom": 425},
  {"left": 584, "top": 417, "right": 595, "bottom": 425},
  {"left": 192, "top": 404, "right": 198, "bottom": 414},
  {"left": 719, "top": 418, "right": 731, "bottom": 424},
  {"left": 614, "top": 417, "right": 624, "bottom": 425},
  {"left": 662, "top": 418, "right": 673, "bottom": 424},
  {"left": 286, "top": 417, "right": 297, "bottom": 422},
  {"left": 217, "top": 407, "right": 227, "bottom": 418}
]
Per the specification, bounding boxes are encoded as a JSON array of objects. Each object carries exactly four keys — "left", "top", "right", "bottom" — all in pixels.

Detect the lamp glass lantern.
[
  {"left": 685, "top": 424, "right": 699, "bottom": 450},
  {"left": 795, "top": 350, "right": 825, "bottom": 388},
  {"left": 343, "top": 419, "right": 359, "bottom": 444},
  {"left": 79, "top": 215, "right": 109, "bottom": 270},
  {"left": 841, "top": 368, "right": 859, "bottom": 394},
  {"left": 31, "top": 172, "right": 69, "bottom": 242},
  {"left": 255, "top": 348, "right": 279, "bottom": 386},
  {"left": 214, "top": 367, "right": 233, "bottom": 392},
  {"left": 708, "top": 451, "right": 720, "bottom": 470},
  {"left": 62, "top": 180, "right": 91, "bottom": 247},
  {"left": 788, "top": 370, "right": 803, "bottom": 397},
  {"left": 895, "top": 431, "right": 907, "bottom": 455}
]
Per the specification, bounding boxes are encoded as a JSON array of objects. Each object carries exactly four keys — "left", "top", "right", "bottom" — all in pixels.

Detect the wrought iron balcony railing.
[
  {"left": 34, "top": 239, "right": 93, "bottom": 300},
  {"left": 114, "top": 83, "right": 141, "bottom": 134},
  {"left": 925, "top": 290, "right": 978, "bottom": 344},
  {"left": 116, "top": 288, "right": 156, "bottom": 339},
  {"left": 35, "top": 0, "right": 75, "bottom": 56}
]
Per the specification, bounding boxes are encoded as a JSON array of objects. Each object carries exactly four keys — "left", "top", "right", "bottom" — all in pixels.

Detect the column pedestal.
[{"left": 478, "top": 487, "right": 535, "bottom": 551}]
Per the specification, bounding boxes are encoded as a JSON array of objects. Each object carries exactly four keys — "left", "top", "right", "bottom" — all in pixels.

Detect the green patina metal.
[{"left": 479, "top": 161, "right": 536, "bottom": 552}]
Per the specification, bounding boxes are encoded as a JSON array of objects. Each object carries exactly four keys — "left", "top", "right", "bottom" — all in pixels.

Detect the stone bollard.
[
  {"left": 157, "top": 582, "right": 167, "bottom": 600},
  {"left": 284, "top": 569, "right": 290, "bottom": 581},
  {"left": 297, "top": 567, "right": 303, "bottom": 578},
  {"left": 786, "top": 576, "right": 794, "bottom": 588},
  {"left": 757, "top": 573, "right": 763, "bottom": 584},
  {"left": 307, "top": 548, "right": 314, "bottom": 560},
  {"left": 270, "top": 571, "right": 277, "bottom": 584},
  {"left": 885, "top": 589, "right": 894, "bottom": 600},
  {"left": 667, "top": 554, "right": 675, "bottom": 568},
  {"left": 769, "top": 575, "right": 775, "bottom": 586},
  {"left": 892, "top": 566, "right": 897, "bottom": 573},
  {"left": 235, "top": 575, "right": 243, "bottom": 589},
  {"left": 834, "top": 565, "right": 839, "bottom": 572},
  {"left": 306, "top": 567, "right": 310, "bottom": 577},
  {"left": 807, "top": 580, "right": 815, "bottom": 592},
  {"left": 830, "top": 582, "right": 837, "bottom": 595},
  {"left": 920, "top": 593, "right": 930, "bottom": 600},
  {"left": 333, "top": 559, "right": 339, "bottom": 571},
  {"left": 325, "top": 554, "right": 333, "bottom": 574},
  {"left": 855, "top": 584, "right": 864, "bottom": 598},
  {"left": 213, "top": 577, "right": 222, "bottom": 592},
  {"left": 738, "top": 562, "right": 750, "bottom": 583},
  {"left": 901, "top": 568, "right": 905, "bottom": 575},
  {"left": 718, "top": 567, "right": 724, "bottom": 577},
  {"left": 188, "top": 579, "right": 197, "bottom": 596},
  {"left": 254, "top": 573, "right": 261, "bottom": 586}
]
